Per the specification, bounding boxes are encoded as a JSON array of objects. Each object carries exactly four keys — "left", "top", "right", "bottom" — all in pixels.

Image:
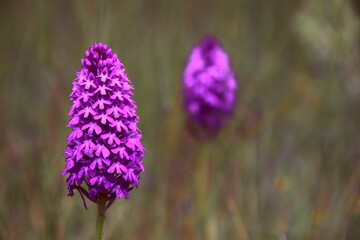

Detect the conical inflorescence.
[
  {"left": 63, "top": 43, "right": 144, "bottom": 207},
  {"left": 183, "top": 36, "right": 238, "bottom": 134}
]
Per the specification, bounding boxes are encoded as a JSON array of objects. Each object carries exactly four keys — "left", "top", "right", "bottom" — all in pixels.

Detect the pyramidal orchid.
[
  {"left": 183, "top": 36, "right": 238, "bottom": 138},
  {"left": 183, "top": 36, "right": 238, "bottom": 236},
  {"left": 63, "top": 43, "right": 144, "bottom": 239}
]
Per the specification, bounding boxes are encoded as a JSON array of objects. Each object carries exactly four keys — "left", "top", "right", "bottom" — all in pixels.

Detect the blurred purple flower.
[
  {"left": 63, "top": 43, "right": 144, "bottom": 208},
  {"left": 183, "top": 36, "right": 238, "bottom": 134}
]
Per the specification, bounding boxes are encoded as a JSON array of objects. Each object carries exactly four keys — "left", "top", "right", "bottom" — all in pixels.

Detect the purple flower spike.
[
  {"left": 183, "top": 35, "right": 238, "bottom": 137},
  {"left": 63, "top": 43, "right": 145, "bottom": 208}
]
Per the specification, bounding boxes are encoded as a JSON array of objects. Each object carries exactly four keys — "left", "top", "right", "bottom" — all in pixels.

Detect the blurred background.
[{"left": 1, "top": 0, "right": 360, "bottom": 239}]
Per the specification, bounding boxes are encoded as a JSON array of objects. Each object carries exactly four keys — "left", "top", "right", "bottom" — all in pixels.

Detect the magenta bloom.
[
  {"left": 63, "top": 43, "right": 144, "bottom": 208},
  {"left": 183, "top": 36, "right": 238, "bottom": 133}
]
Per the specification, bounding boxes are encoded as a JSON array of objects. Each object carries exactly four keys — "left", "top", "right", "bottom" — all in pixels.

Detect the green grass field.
[{"left": 1, "top": 0, "right": 360, "bottom": 239}]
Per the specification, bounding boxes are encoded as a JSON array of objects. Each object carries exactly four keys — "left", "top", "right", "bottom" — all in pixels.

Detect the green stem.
[
  {"left": 95, "top": 197, "right": 107, "bottom": 240},
  {"left": 195, "top": 142, "right": 211, "bottom": 233}
]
